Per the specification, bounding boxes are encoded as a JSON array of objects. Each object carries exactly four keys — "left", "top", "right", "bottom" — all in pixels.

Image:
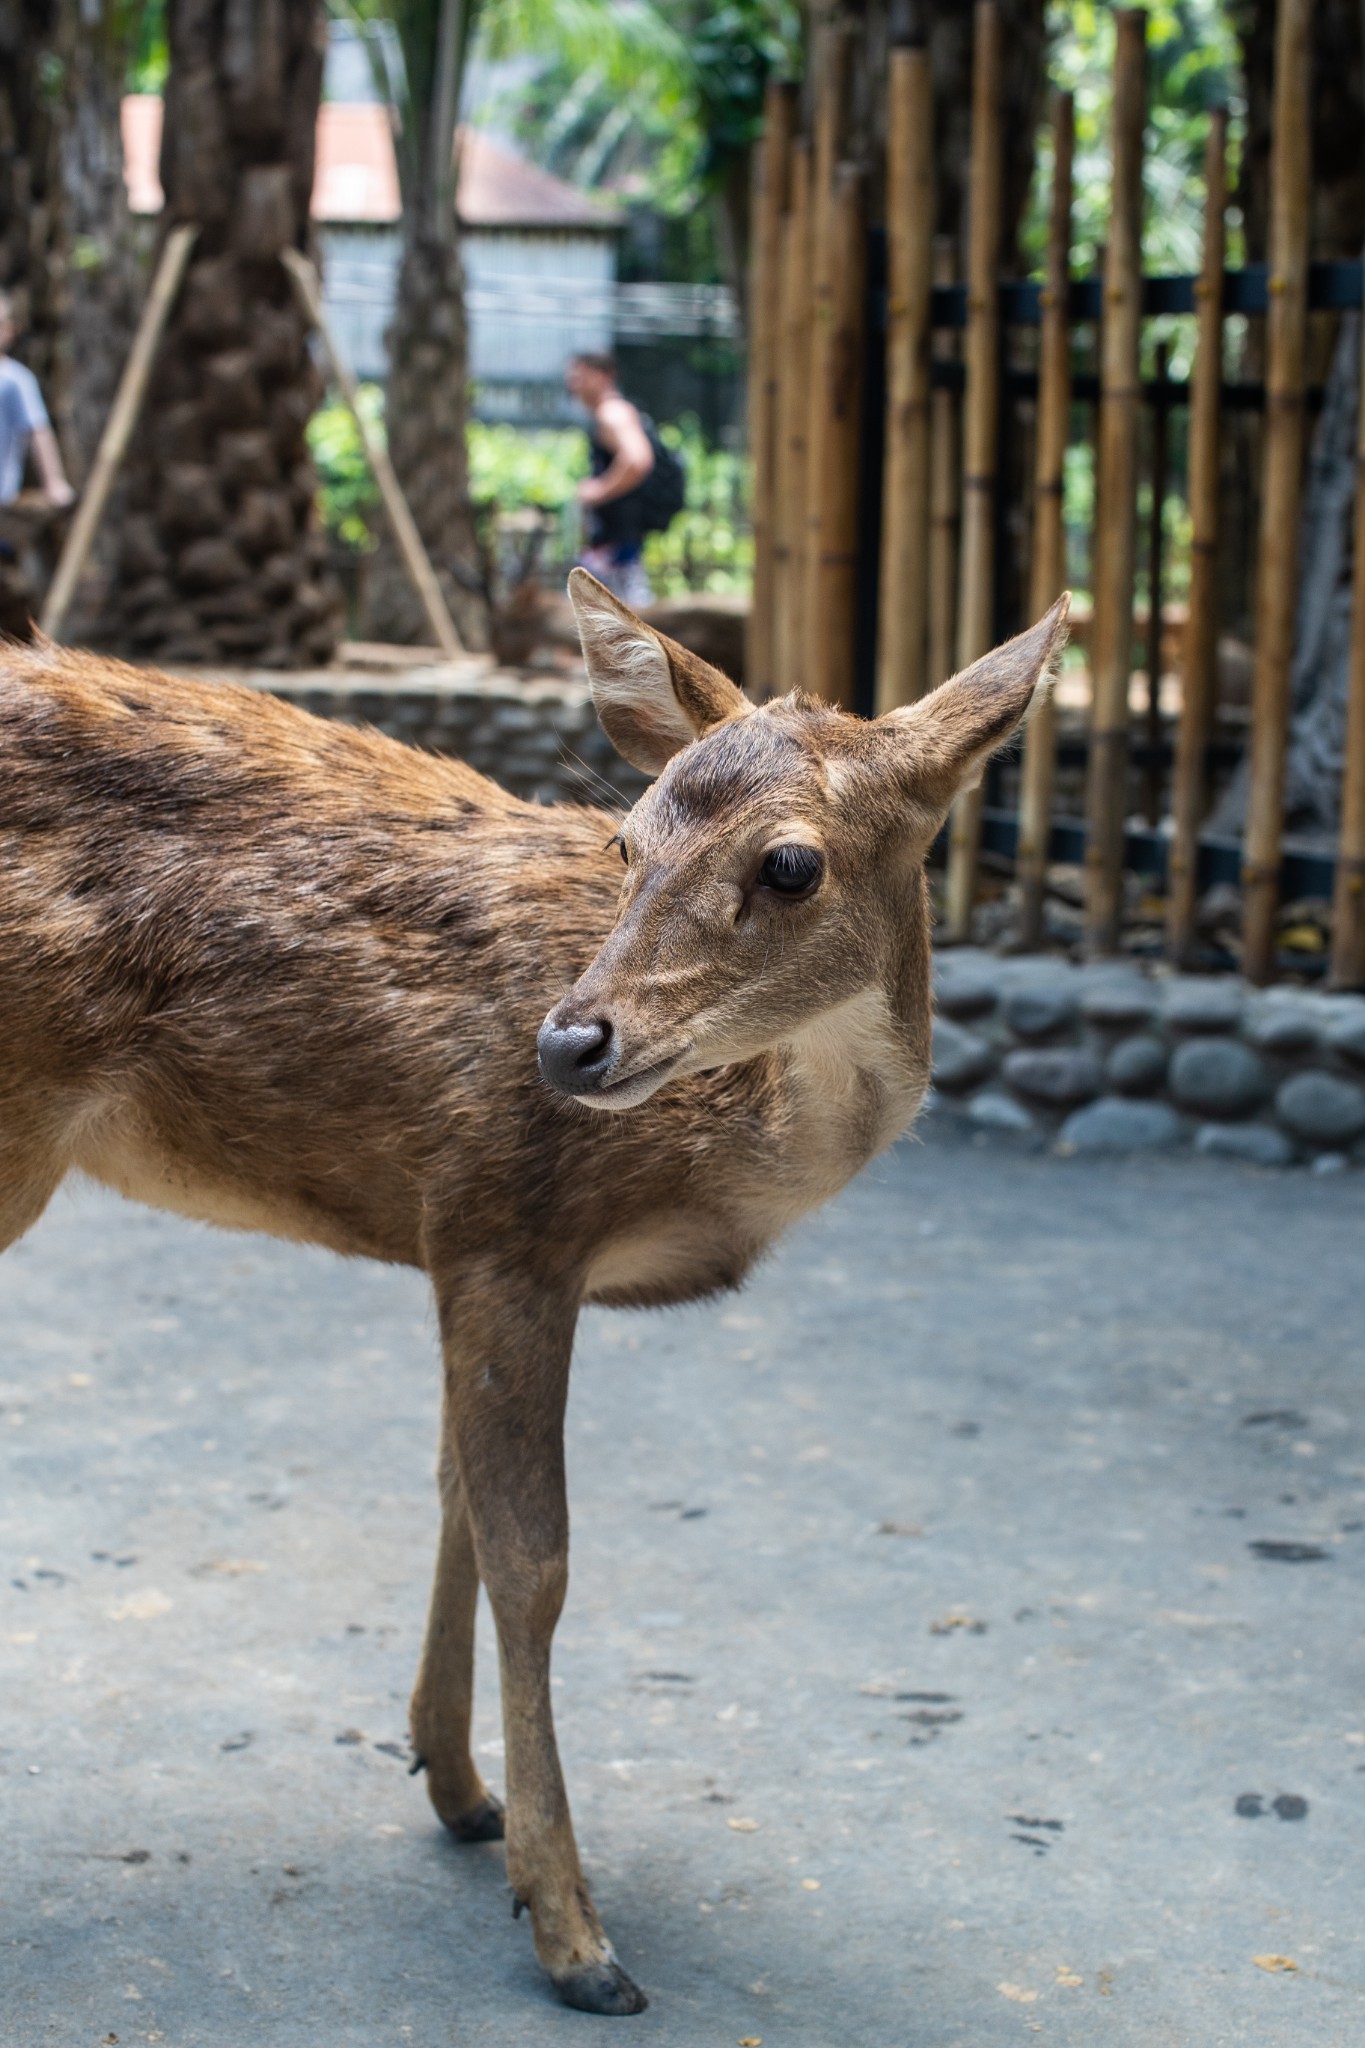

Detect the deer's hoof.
[
  {"left": 552, "top": 1956, "right": 649, "bottom": 2016},
  {"left": 440, "top": 1790, "right": 506, "bottom": 1842}
]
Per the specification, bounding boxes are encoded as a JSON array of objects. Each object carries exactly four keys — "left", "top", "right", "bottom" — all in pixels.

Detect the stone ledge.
[
  {"left": 929, "top": 948, "right": 1365, "bottom": 1167},
  {"left": 173, "top": 656, "right": 649, "bottom": 810}
]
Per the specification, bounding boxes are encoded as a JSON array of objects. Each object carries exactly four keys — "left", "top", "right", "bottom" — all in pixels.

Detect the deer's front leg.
[
  {"left": 409, "top": 1413, "right": 504, "bottom": 1840},
  {"left": 436, "top": 1269, "right": 647, "bottom": 2016}
]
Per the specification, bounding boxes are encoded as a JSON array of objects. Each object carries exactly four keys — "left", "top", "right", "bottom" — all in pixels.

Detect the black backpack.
[{"left": 636, "top": 424, "right": 686, "bottom": 534}]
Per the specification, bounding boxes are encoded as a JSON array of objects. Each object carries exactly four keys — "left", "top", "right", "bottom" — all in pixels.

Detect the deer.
[{"left": 0, "top": 570, "right": 1068, "bottom": 2015}]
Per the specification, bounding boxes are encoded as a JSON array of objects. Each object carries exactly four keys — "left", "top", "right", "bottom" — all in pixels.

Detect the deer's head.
[{"left": 537, "top": 570, "right": 1068, "bottom": 1110}]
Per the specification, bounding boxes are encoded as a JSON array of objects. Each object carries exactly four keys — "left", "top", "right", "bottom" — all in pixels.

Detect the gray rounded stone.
[
  {"left": 1003, "top": 984, "right": 1079, "bottom": 1041},
  {"left": 1167, "top": 1036, "right": 1270, "bottom": 1119},
  {"left": 1081, "top": 983, "right": 1160, "bottom": 1030},
  {"left": 1325, "top": 1010, "right": 1365, "bottom": 1065},
  {"left": 1002, "top": 1047, "right": 1103, "bottom": 1108},
  {"left": 1162, "top": 980, "right": 1246, "bottom": 1034},
  {"left": 931, "top": 1019, "right": 995, "bottom": 1094},
  {"left": 1194, "top": 1122, "right": 1295, "bottom": 1168},
  {"left": 966, "top": 1089, "right": 1036, "bottom": 1134},
  {"left": 1246, "top": 1006, "right": 1322, "bottom": 1056},
  {"left": 935, "top": 969, "right": 998, "bottom": 1022},
  {"left": 1060, "top": 1097, "right": 1184, "bottom": 1154},
  {"left": 1104, "top": 1034, "right": 1168, "bottom": 1096},
  {"left": 1312, "top": 1151, "right": 1350, "bottom": 1177},
  {"left": 1275, "top": 1070, "right": 1365, "bottom": 1147}
]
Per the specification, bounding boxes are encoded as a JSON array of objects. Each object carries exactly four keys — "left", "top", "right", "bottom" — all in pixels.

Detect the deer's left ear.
[
  {"left": 568, "top": 567, "right": 751, "bottom": 774},
  {"left": 881, "top": 594, "right": 1070, "bottom": 812}
]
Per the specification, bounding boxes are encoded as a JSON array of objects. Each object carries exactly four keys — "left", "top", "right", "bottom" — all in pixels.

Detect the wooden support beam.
[
  {"left": 1241, "top": 0, "right": 1313, "bottom": 983},
  {"left": 810, "top": 162, "right": 868, "bottom": 710},
  {"left": 1082, "top": 7, "right": 1147, "bottom": 955},
  {"left": 747, "top": 82, "right": 797, "bottom": 702},
  {"left": 927, "top": 236, "right": 961, "bottom": 697},
  {"left": 875, "top": 45, "right": 934, "bottom": 714},
  {"left": 280, "top": 247, "right": 463, "bottom": 660},
  {"left": 40, "top": 224, "right": 199, "bottom": 642},
  {"left": 773, "top": 140, "right": 813, "bottom": 696},
  {"left": 1142, "top": 338, "right": 1171, "bottom": 825},
  {"left": 1329, "top": 303, "right": 1365, "bottom": 985},
  {"left": 1015, "top": 89, "right": 1074, "bottom": 949},
  {"left": 942, "top": 0, "right": 1004, "bottom": 941},
  {"left": 805, "top": 21, "right": 854, "bottom": 686},
  {"left": 1167, "top": 108, "right": 1228, "bottom": 965}
]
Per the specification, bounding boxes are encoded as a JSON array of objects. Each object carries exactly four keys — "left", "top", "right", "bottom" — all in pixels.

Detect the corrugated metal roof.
[{"left": 120, "top": 97, "right": 623, "bottom": 233}]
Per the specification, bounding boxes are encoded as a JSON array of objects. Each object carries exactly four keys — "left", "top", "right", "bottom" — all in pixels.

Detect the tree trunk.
[
  {"left": 111, "top": 0, "right": 343, "bottom": 668},
  {"left": 59, "top": 0, "right": 143, "bottom": 640},
  {"left": 1212, "top": 0, "right": 1365, "bottom": 838},
  {"left": 366, "top": 0, "right": 486, "bottom": 649},
  {"left": 0, "top": 0, "right": 73, "bottom": 440},
  {"left": 365, "top": 225, "right": 486, "bottom": 647},
  {"left": 62, "top": 2, "right": 141, "bottom": 482}
]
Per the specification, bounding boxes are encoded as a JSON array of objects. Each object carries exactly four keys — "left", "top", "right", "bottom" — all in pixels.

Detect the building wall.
[{"left": 317, "top": 226, "right": 616, "bottom": 414}]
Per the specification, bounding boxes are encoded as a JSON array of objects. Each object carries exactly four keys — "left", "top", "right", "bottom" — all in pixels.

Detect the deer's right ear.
[{"left": 568, "top": 567, "right": 751, "bottom": 775}]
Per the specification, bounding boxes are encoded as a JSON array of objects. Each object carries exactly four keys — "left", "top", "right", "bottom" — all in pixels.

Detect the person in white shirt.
[{"left": 0, "top": 290, "right": 75, "bottom": 510}]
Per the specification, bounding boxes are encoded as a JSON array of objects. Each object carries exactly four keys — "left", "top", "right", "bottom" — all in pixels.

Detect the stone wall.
[
  {"left": 931, "top": 949, "right": 1365, "bottom": 1170},
  {"left": 236, "top": 660, "right": 648, "bottom": 810}
]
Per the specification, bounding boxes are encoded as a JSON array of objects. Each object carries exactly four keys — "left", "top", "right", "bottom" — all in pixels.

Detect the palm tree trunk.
[
  {"left": 111, "top": 0, "right": 342, "bottom": 667},
  {"left": 366, "top": 0, "right": 487, "bottom": 648},
  {"left": 0, "top": 0, "right": 73, "bottom": 436},
  {"left": 365, "top": 220, "right": 486, "bottom": 646},
  {"left": 62, "top": 2, "right": 141, "bottom": 483}
]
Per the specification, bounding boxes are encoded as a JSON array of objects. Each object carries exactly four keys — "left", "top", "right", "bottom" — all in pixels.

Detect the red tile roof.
[{"left": 121, "top": 96, "right": 622, "bottom": 232}]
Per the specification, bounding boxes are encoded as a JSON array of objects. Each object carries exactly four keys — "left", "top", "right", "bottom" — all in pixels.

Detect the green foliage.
[
  {"left": 466, "top": 422, "right": 587, "bottom": 511},
  {"left": 307, "top": 386, "right": 384, "bottom": 552},
  {"left": 475, "top": 0, "right": 799, "bottom": 235},
  {"left": 126, "top": 0, "right": 167, "bottom": 93},
  {"left": 1025, "top": 0, "right": 1244, "bottom": 283},
  {"left": 689, "top": 1, "right": 802, "bottom": 188},
  {"left": 308, "top": 398, "right": 748, "bottom": 597}
]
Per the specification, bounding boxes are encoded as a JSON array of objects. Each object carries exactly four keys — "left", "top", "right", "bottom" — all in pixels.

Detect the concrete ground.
[{"left": 2, "top": 1129, "right": 1363, "bottom": 2047}]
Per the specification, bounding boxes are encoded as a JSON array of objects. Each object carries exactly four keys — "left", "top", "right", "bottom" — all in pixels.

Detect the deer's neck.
[{"left": 772, "top": 890, "right": 935, "bottom": 1197}]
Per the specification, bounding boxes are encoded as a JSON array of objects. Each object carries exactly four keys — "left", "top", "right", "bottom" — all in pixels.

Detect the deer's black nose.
[{"left": 537, "top": 1014, "right": 618, "bottom": 1094}]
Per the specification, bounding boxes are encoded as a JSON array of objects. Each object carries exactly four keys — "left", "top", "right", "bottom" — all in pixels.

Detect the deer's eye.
[{"left": 757, "top": 844, "right": 824, "bottom": 897}]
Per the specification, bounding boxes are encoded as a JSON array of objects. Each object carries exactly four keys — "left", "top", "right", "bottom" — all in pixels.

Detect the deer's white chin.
[{"left": 574, "top": 1050, "right": 686, "bottom": 1113}]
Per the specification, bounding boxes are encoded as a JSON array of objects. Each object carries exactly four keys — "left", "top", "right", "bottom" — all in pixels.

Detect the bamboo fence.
[{"left": 747, "top": 0, "right": 1365, "bottom": 985}]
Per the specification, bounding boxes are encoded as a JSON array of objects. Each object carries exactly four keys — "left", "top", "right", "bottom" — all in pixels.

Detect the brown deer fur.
[{"left": 0, "top": 572, "right": 1068, "bottom": 2015}]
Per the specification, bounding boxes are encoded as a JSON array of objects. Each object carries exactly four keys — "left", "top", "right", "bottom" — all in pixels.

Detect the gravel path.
[{"left": 2, "top": 1133, "right": 1363, "bottom": 2046}]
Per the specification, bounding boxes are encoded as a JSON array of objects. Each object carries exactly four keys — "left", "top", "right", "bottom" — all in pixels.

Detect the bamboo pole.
[
  {"left": 1082, "top": 7, "right": 1147, "bottom": 955},
  {"left": 1015, "top": 89, "right": 1074, "bottom": 949},
  {"left": 942, "top": 0, "right": 1004, "bottom": 942},
  {"left": 805, "top": 22, "right": 853, "bottom": 686},
  {"left": 40, "top": 224, "right": 199, "bottom": 641},
  {"left": 773, "top": 140, "right": 813, "bottom": 695},
  {"left": 280, "top": 247, "right": 463, "bottom": 659},
  {"left": 1241, "top": 0, "right": 1313, "bottom": 983},
  {"left": 1141, "top": 338, "right": 1171, "bottom": 825},
  {"left": 927, "top": 236, "right": 961, "bottom": 694},
  {"left": 810, "top": 162, "right": 868, "bottom": 710},
  {"left": 1166, "top": 108, "right": 1228, "bottom": 964},
  {"left": 1329, "top": 314, "right": 1365, "bottom": 986},
  {"left": 747, "top": 82, "right": 797, "bottom": 701},
  {"left": 875, "top": 44, "right": 934, "bottom": 713}
]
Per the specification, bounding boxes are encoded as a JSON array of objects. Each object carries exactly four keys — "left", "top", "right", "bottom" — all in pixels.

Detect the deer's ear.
[
  {"left": 882, "top": 594, "right": 1070, "bottom": 812},
  {"left": 568, "top": 567, "right": 751, "bottom": 774}
]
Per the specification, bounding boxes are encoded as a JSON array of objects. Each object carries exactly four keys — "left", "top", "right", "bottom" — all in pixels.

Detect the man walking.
[{"left": 565, "top": 352, "right": 682, "bottom": 609}]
